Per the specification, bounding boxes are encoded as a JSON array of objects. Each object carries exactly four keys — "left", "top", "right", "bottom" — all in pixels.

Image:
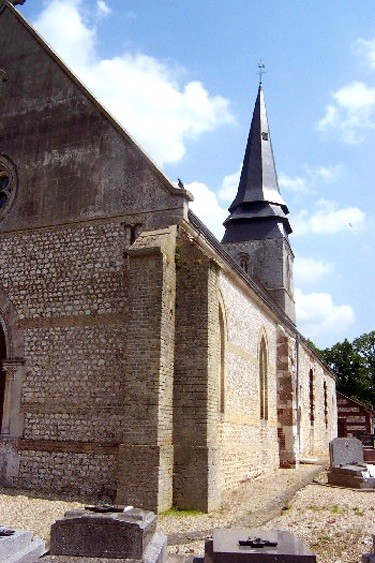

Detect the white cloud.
[
  {"left": 186, "top": 181, "right": 227, "bottom": 239},
  {"left": 32, "top": 0, "right": 234, "bottom": 166},
  {"left": 294, "top": 257, "right": 333, "bottom": 285},
  {"left": 293, "top": 199, "right": 365, "bottom": 235},
  {"left": 218, "top": 167, "right": 241, "bottom": 203},
  {"left": 314, "top": 165, "right": 342, "bottom": 183},
  {"left": 279, "top": 164, "right": 342, "bottom": 196},
  {"left": 295, "top": 288, "right": 355, "bottom": 343},
  {"left": 34, "top": 0, "right": 96, "bottom": 67},
  {"left": 317, "top": 81, "right": 375, "bottom": 143},
  {"left": 96, "top": 0, "right": 111, "bottom": 16},
  {"left": 279, "top": 173, "right": 310, "bottom": 195},
  {"left": 353, "top": 38, "right": 375, "bottom": 69}
]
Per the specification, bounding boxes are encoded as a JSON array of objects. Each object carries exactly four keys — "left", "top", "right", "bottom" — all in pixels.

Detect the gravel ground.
[{"left": 1, "top": 465, "right": 374, "bottom": 562}]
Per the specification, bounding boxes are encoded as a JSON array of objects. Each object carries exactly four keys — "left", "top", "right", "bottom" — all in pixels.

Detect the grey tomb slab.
[{"left": 205, "top": 529, "right": 316, "bottom": 562}]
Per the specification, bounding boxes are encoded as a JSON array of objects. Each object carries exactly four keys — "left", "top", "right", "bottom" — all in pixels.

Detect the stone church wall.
[
  {"left": 0, "top": 219, "right": 129, "bottom": 497},
  {"left": 298, "top": 343, "right": 337, "bottom": 460},
  {"left": 217, "top": 273, "right": 280, "bottom": 490},
  {"left": 0, "top": 2, "right": 338, "bottom": 511},
  {"left": 173, "top": 228, "right": 221, "bottom": 512}
]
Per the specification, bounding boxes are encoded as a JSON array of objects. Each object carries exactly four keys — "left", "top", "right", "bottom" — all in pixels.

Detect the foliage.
[{"left": 319, "top": 331, "right": 375, "bottom": 408}]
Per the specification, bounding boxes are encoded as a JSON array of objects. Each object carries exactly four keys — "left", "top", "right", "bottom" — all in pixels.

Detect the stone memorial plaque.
[
  {"left": 330, "top": 437, "right": 364, "bottom": 467},
  {"left": 328, "top": 437, "right": 375, "bottom": 489},
  {"left": 207, "top": 528, "right": 316, "bottom": 562},
  {"left": 49, "top": 507, "right": 166, "bottom": 562}
]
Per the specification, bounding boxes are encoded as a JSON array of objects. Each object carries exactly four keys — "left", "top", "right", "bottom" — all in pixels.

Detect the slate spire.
[{"left": 222, "top": 84, "right": 292, "bottom": 243}]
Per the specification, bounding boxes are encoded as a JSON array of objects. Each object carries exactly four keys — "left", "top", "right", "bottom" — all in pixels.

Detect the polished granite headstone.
[
  {"left": 328, "top": 437, "right": 375, "bottom": 489},
  {"left": 330, "top": 436, "right": 364, "bottom": 466},
  {"left": 48, "top": 506, "right": 166, "bottom": 562},
  {"left": 204, "top": 528, "right": 316, "bottom": 562}
]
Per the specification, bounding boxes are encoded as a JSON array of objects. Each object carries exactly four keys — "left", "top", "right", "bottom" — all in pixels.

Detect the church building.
[{"left": 0, "top": 0, "right": 336, "bottom": 512}]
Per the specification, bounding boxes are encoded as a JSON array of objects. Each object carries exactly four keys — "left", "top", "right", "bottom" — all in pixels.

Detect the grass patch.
[
  {"left": 328, "top": 504, "right": 348, "bottom": 515},
  {"left": 306, "top": 503, "right": 349, "bottom": 515},
  {"left": 161, "top": 507, "right": 204, "bottom": 517},
  {"left": 306, "top": 504, "right": 323, "bottom": 512}
]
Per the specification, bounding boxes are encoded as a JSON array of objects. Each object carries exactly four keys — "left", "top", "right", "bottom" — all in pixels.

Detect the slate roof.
[{"left": 222, "top": 84, "right": 292, "bottom": 242}]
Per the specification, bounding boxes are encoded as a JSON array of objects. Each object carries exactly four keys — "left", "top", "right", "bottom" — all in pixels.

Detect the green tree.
[
  {"left": 353, "top": 330, "right": 375, "bottom": 405},
  {"left": 320, "top": 338, "right": 372, "bottom": 407}
]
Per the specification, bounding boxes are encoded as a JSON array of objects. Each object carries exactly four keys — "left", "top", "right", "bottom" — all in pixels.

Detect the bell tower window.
[{"left": 237, "top": 252, "right": 250, "bottom": 274}]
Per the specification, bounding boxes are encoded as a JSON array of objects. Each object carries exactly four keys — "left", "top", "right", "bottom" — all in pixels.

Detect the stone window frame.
[
  {"left": 0, "top": 155, "right": 18, "bottom": 221},
  {"left": 123, "top": 223, "right": 143, "bottom": 246},
  {"left": 0, "top": 69, "right": 8, "bottom": 95},
  {"left": 259, "top": 335, "right": 268, "bottom": 421},
  {"left": 218, "top": 302, "right": 226, "bottom": 415},
  {"left": 323, "top": 380, "right": 328, "bottom": 429},
  {"left": 309, "top": 368, "right": 315, "bottom": 426},
  {"left": 237, "top": 252, "right": 250, "bottom": 274},
  {"left": 0, "top": 289, "right": 25, "bottom": 439}
]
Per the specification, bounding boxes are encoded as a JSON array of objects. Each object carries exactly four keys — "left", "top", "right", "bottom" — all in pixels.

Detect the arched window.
[
  {"left": 0, "top": 323, "right": 6, "bottom": 433},
  {"left": 240, "top": 257, "right": 249, "bottom": 273},
  {"left": 237, "top": 252, "right": 250, "bottom": 274},
  {"left": 259, "top": 337, "right": 268, "bottom": 420},
  {"left": 309, "top": 369, "right": 314, "bottom": 426},
  {"left": 218, "top": 304, "right": 225, "bottom": 414},
  {"left": 323, "top": 381, "right": 328, "bottom": 428},
  {"left": 0, "top": 69, "right": 7, "bottom": 97},
  {"left": 0, "top": 156, "right": 17, "bottom": 219}
]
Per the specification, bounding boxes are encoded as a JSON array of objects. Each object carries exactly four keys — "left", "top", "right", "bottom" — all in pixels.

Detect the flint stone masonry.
[
  {"left": 204, "top": 528, "right": 316, "bottom": 562},
  {"left": 0, "top": 2, "right": 337, "bottom": 513},
  {"left": 49, "top": 508, "right": 166, "bottom": 562}
]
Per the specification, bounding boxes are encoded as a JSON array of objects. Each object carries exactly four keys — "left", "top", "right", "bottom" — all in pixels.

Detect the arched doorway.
[{"left": 0, "top": 324, "right": 6, "bottom": 433}]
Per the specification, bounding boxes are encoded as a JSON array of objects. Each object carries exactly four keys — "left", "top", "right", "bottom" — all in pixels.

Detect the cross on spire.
[{"left": 258, "top": 60, "right": 266, "bottom": 85}]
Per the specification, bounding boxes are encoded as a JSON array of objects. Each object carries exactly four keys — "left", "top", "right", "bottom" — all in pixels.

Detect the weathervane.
[{"left": 258, "top": 60, "right": 266, "bottom": 85}]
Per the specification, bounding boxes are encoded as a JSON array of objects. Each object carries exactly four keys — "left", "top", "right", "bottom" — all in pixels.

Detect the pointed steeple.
[
  {"left": 221, "top": 83, "right": 295, "bottom": 323},
  {"left": 222, "top": 84, "right": 292, "bottom": 243}
]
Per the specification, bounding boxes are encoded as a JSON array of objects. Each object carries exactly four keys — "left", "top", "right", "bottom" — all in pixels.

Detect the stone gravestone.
[
  {"left": 328, "top": 437, "right": 375, "bottom": 489},
  {"left": 203, "top": 529, "right": 316, "bottom": 562},
  {"left": 330, "top": 436, "right": 364, "bottom": 466},
  {"left": 0, "top": 526, "right": 45, "bottom": 563},
  {"left": 362, "top": 533, "right": 375, "bottom": 563},
  {"left": 44, "top": 506, "right": 167, "bottom": 562}
]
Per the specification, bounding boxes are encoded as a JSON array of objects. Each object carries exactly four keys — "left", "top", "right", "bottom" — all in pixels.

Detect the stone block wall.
[
  {"left": 116, "top": 226, "right": 177, "bottom": 513},
  {"left": 173, "top": 229, "right": 221, "bottom": 511},
  {"left": 277, "top": 332, "right": 297, "bottom": 468},
  {"left": 222, "top": 238, "right": 295, "bottom": 323},
  {"left": 0, "top": 219, "right": 129, "bottom": 497},
  {"left": 298, "top": 342, "right": 337, "bottom": 460},
  {"left": 217, "top": 273, "right": 280, "bottom": 490}
]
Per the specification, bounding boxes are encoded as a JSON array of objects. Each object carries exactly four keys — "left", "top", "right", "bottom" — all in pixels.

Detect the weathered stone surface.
[
  {"left": 330, "top": 437, "right": 364, "bottom": 467},
  {"left": 0, "top": 1, "right": 337, "bottom": 515},
  {"left": 0, "top": 527, "right": 45, "bottom": 563},
  {"left": 50, "top": 508, "right": 157, "bottom": 559},
  {"left": 204, "top": 529, "right": 316, "bottom": 562},
  {"left": 327, "top": 437, "right": 375, "bottom": 488}
]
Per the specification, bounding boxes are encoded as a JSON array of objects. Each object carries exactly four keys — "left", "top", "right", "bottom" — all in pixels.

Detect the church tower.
[{"left": 222, "top": 84, "right": 295, "bottom": 323}]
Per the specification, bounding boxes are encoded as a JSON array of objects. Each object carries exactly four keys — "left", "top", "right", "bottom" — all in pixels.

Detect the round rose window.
[{"left": 0, "top": 157, "right": 17, "bottom": 219}]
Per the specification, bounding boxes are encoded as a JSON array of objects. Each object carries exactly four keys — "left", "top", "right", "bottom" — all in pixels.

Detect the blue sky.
[{"left": 17, "top": 0, "right": 375, "bottom": 349}]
